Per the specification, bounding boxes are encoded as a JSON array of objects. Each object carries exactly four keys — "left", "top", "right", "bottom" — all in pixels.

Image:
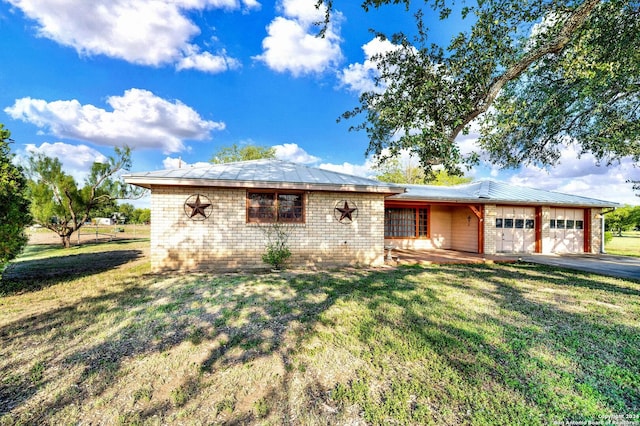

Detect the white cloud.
[
  {"left": 339, "top": 37, "right": 401, "bottom": 94},
  {"left": 320, "top": 140, "right": 640, "bottom": 205},
  {"left": 507, "top": 146, "right": 640, "bottom": 205},
  {"left": 162, "top": 156, "right": 211, "bottom": 169},
  {"left": 451, "top": 131, "right": 639, "bottom": 204},
  {"left": 319, "top": 159, "right": 376, "bottom": 179},
  {"left": 5, "top": 89, "right": 224, "bottom": 153},
  {"left": 163, "top": 142, "right": 320, "bottom": 168},
  {"left": 273, "top": 143, "right": 319, "bottom": 164},
  {"left": 241, "top": 0, "right": 261, "bottom": 11},
  {"left": 254, "top": 0, "right": 343, "bottom": 76},
  {"left": 23, "top": 142, "right": 108, "bottom": 184},
  {"left": 6, "top": 0, "right": 256, "bottom": 72},
  {"left": 176, "top": 48, "right": 241, "bottom": 73},
  {"left": 318, "top": 149, "right": 425, "bottom": 181}
]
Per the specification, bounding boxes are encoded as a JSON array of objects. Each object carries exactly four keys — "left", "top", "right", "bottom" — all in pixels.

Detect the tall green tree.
[
  {"left": 27, "top": 147, "right": 144, "bottom": 248},
  {"left": 321, "top": 0, "right": 639, "bottom": 179},
  {"left": 605, "top": 206, "right": 640, "bottom": 236},
  {"left": 428, "top": 170, "right": 472, "bottom": 186},
  {"left": 374, "top": 156, "right": 471, "bottom": 185},
  {"left": 210, "top": 143, "right": 276, "bottom": 164},
  {"left": 117, "top": 203, "right": 136, "bottom": 224},
  {"left": 374, "top": 157, "right": 427, "bottom": 184},
  {"left": 0, "top": 124, "right": 31, "bottom": 273},
  {"left": 133, "top": 208, "right": 151, "bottom": 224}
]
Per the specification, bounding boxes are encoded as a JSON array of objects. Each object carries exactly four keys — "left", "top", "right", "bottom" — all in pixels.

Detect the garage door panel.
[
  {"left": 548, "top": 208, "right": 584, "bottom": 253},
  {"left": 496, "top": 206, "right": 536, "bottom": 253}
]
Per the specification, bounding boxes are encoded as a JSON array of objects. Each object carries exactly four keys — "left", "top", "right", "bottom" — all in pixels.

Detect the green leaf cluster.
[
  {"left": 373, "top": 156, "right": 471, "bottom": 185},
  {"left": 210, "top": 144, "right": 276, "bottom": 164},
  {"left": 482, "top": 0, "right": 640, "bottom": 168},
  {"left": 0, "top": 124, "right": 31, "bottom": 271},
  {"left": 114, "top": 203, "right": 151, "bottom": 224},
  {"left": 326, "top": 0, "right": 637, "bottom": 183},
  {"left": 605, "top": 206, "right": 640, "bottom": 236}
]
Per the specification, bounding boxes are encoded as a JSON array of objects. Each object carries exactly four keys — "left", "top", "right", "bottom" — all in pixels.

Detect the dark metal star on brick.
[
  {"left": 335, "top": 201, "right": 357, "bottom": 222},
  {"left": 187, "top": 195, "right": 211, "bottom": 218}
]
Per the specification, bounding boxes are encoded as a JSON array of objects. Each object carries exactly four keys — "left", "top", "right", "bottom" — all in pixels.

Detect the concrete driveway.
[{"left": 518, "top": 253, "right": 640, "bottom": 281}]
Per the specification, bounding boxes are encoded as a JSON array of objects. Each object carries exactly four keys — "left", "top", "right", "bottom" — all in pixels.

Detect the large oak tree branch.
[{"left": 449, "top": 0, "right": 601, "bottom": 143}]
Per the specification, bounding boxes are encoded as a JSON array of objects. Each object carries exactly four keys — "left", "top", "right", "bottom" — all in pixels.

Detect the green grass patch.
[
  {"left": 1, "top": 241, "right": 638, "bottom": 424},
  {"left": 606, "top": 231, "right": 640, "bottom": 257}
]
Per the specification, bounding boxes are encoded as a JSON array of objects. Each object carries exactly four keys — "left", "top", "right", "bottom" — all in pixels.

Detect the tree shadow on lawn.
[
  {"left": 0, "top": 269, "right": 354, "bottom": 424},
  {"left": 0, "top": 248, "right": 145, "bottom": 295},
  {"left": 1, "top": 263, "right": 638, "bottom": 424},
  {"left": 305, "top": 263, "right": 639, "bottom": 423},
  {"left": 430, "top": 264, "right": 640, "bottom": 418}
]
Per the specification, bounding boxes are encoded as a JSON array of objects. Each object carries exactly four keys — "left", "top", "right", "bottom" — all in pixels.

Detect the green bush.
[
  {"left": 0, "top": 124, "right": 31, "bottom": 274},
  {"left": 260, "top": 223, "right": 292, "bottom": 270},
  {"left": 262, "top": 245, "right": 291, "bottom": 270},
  {"left": 604, "top": 231, "right": 613, "bottom": 245}
]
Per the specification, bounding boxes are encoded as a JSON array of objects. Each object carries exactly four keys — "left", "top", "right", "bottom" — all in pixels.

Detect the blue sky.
[{"left": 1, "top": 0, "right": 638, "bottom": 206}]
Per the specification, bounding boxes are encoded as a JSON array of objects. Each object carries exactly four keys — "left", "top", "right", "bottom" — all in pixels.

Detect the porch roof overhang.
[{"left": 387, "top": 180, "right": 620, "bottom": 208}]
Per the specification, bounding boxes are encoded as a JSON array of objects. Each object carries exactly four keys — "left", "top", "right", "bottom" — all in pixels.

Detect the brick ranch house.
[{"left": 123, "top": 159, "right": 619, "bottom": 272}]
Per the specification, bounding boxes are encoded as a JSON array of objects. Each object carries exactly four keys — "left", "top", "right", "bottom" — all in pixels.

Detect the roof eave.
[
  {"left": 123, "top": 176, "right": 404, "bottom": 194},
  {"left": 389, "top": 194, "right": 620, "bottom": 208}
]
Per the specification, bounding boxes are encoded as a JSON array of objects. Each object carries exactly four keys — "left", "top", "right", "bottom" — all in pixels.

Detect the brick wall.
[
  {"left": 149, "top": 186, "right": 386, "bottom": 272},
  {"left": 590, "top": 208, "right": 604, "bottom": 253},
  {"left": 483, "top": 204, "right": 497, "bottom": 254}
]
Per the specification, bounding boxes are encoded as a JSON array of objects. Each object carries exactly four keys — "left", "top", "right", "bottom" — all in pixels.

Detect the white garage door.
[
  {"left": 548, "top": 208, "right": 584, "bottom": 253},
  {"left": 495, "top": 206, "right": 536, "bottom": 253}
]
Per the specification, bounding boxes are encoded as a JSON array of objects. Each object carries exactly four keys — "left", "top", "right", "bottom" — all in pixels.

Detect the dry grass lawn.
[{"left": 1, "top": 240, "right": 639, "bottom": 425}]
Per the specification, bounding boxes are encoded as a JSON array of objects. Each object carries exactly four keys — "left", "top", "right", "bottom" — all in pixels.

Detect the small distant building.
[
  {"left": 95, "top": 217, "right": 115, "bottom": 226},
  {"left": 123, "top": 159, "right": 619, "bottom": 272}
]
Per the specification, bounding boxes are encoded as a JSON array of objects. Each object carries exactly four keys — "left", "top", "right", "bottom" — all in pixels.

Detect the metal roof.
[
  {"left": 123, "top": 159, "right": 405, "bottom": 194},
  {"left": 388, "top": 179, "right": 620, "bottom": 208},
  {"left": 124, "top": 160, "right": 619, "bottom": 207}
]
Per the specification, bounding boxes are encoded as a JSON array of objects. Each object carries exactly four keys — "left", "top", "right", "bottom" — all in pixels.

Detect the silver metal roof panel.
[
  {"left": 123, "top": 159, "right": 405, "bottom": 194},
  {"left": 389, "top": 179, "right": 619, "bottom": 207},
  {"left": 124, "top": 160, "right": 619, "bottom": 207}
]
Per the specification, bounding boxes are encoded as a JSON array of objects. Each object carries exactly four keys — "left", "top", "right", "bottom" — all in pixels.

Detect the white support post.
[{"left": 600, "top": 214, "right": 606, "bottom": 254}]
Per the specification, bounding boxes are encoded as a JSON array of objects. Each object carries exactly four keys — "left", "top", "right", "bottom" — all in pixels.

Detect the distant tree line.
[
  {"left": 109, "top": 203, "right": 151, "bottom": 225},
  {"left": 605, "top": 206, "right": 640, "bottom": 237}
]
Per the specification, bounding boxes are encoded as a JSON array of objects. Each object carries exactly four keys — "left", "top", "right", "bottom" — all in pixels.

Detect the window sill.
[{"left": 246, "top": 222, "right": 306, "bottom": 227}]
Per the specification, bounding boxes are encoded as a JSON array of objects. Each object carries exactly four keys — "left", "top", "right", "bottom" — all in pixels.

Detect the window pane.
[
  {"left": 418, "top": 208, "right": 428, "bottom": 237},
  {"left": 385, "top": 208, "right": 416, "bottom": 238},
  {"left": 278, "top": 194, "right": 303, "bottom": 222},
  {"left": 557, "top": 219, "right": 565, "bottom": 229},
  {"left": 248, "top": 193, "right": 275, "bottom": 221},
  {"left": 515, "top": 219, "right": 524, "bottom": 229},
  {"left": 576, "top": 220, "right": 584, "bottom": 230},
  {"left": 496, "top": 218, "right": 503, "bottom": 228},
  {"left": 566, "top": 220, "right": 575, "bottom": 229},
  {"left": 504, "top": 218, "right": 514, "bottom": 228},
  {"left": 525, "top": 219, "right": 535, "bottom": 229},
  {"left": 550, "top": 219, "right": 556, "bottom": 229}
]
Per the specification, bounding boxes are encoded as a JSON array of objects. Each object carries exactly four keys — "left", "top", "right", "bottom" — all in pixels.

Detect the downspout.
[{"left": 599, "top": 208, "right": 616, "bottom": 254}]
